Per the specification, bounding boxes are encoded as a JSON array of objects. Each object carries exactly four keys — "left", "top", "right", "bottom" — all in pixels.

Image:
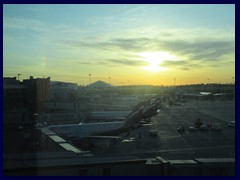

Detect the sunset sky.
[{"left": 3, "top": 4, "right": 235, "bottom": 86}]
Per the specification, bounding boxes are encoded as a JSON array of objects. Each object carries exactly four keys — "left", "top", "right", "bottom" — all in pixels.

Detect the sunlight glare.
[{"left": 139, "top": 51, "right": 177, "bottom": 72}]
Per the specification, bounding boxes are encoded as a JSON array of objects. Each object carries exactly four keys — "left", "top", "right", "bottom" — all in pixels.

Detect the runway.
[{"left": 87, "top": 100, "right": 235, "bottom": 160}]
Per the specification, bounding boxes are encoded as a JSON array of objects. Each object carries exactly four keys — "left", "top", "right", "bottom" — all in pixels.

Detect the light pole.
[
  {"left": 17, "top": 74, "right": 21, "bottom": 81},
  {"left": 232, "top": 77, "right": 235, "bottom": 98},
  {"left": 89, "top": 74, "right": 91, "bottom": 85},
  {"left": 207, "top": 78, "right": 210, "bottom": 91}
]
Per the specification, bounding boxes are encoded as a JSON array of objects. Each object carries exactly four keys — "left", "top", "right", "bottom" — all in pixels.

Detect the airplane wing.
[
  {"left": 69, "top": 135, "right": 121, "bottom": 143},
  {"left": 86, "top": 135, "right": 121, "bottom": 140},
  {"left": 69, "top": 135, "right": 121, "bottom": 150}
]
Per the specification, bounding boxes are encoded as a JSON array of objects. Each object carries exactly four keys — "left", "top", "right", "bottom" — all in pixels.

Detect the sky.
[{"left": 3, "top": 4, "right": 235, "bottom": 86}]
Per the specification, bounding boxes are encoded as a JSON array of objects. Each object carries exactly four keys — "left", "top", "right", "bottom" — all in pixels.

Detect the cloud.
[
  {"left": 3, "top": 17, "right": 87, "bottom": 42},
  {"left": 60, "top": 36, "right": 234, "bottom": 60},
  {"left": 110, "top": 38, "right": 154, "bottom": 51},
  {"left": 178, "top": 67, "right": 191, "bottom": 71},
  {"left": 70, "top": 57, "right": 147, "bottom": 68},
  {"left": 105, "top": 59, "right": 148, "bottom": 67},
  {"left": 75, "top": 58, "right": 147, "bottom": 67},
  {"left": 160, "top": 59, "right": 203, "bottom": 70},
  {"left": 160, "top": 40, "right": 235, "bottom": 62},
  {"left": 160, "top": 60, "right": 190, "bottom": 66},
  {"left": 55, "top": 29, "right": 234, "bottom": 71},
  {"left": 76, "top": 61, "right": 93, "bottom": 65},
  {"left": 57, "top": 36, "right": 154, "bottom": 52},
  {"left": 3, "top": 17, "right": 48, "bottom": 32},
  {"left": 61, "top": 37, "right": 153, "bottom": 52}
]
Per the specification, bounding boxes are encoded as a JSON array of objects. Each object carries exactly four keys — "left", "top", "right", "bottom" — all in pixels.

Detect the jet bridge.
[{"left": 37, "top": 127, "right": 92, "bottom": 157}]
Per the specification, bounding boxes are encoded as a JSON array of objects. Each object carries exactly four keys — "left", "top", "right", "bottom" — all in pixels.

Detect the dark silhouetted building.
[
  {"left": 3, "top": 77, "right": 28, "bottom": 112},
  {"left": 3, "top": 76, "right": 50, "bottom": 112}
]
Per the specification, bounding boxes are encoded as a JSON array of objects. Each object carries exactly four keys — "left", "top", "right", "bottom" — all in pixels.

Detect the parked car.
[
  {"left": 228, "top": 121, "right": 235, "bottom": 127},
  {"left": 188, "top": 126, "right": 198, "bottom": 132},
  {"left": 149, "top": 130, "right": 158, "bottom": 137},
  {"left": 200, "top": 125, "right": 208, "bottom": 131},
  {"left": 16, "top": 125, "right": 24, "bottom": 131},
  {"left": 177, "top": 126, "right": 185, "bottom": 133},
  {"left": 211, "top": 123, "right": 221, "bottom": 131}
]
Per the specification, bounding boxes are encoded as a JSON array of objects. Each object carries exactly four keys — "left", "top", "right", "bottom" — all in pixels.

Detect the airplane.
[
  {"left": 89, "top": 111, "right": 131, "bottom": 121},
  {"left": 182, "top": 91, "right": 232, "bottom": 99},
  {"left": 48, "top": 98, "right": 161, "bottom": 146},
  {"left": 202, "top": 92, "right": 234, "bottom": 100},
  {"left": 88, "top": 98, "right": 161, "bottom": 122}
]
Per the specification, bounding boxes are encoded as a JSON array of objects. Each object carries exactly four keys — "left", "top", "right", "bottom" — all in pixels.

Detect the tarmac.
[
  {"left": 4, "top": 99, "right": 235, "bottom": 161},
  {"left": 86, "top": 99, "right": 235, "bottom": 160},
  {"left": 3, "top": 99, "right": 235, "bottom": 175}
]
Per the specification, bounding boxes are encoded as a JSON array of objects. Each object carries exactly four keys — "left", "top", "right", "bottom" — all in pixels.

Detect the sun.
[{"left": 139, "top": 51, "right": 177, "bottom": 72}]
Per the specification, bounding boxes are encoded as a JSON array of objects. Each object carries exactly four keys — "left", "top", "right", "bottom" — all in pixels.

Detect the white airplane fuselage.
[
  {"left": 90, "top": 111, "right": 131, "bottom": 120},
  {"left": 48, "top": 100, "right": 160, "bottom": 140}
]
